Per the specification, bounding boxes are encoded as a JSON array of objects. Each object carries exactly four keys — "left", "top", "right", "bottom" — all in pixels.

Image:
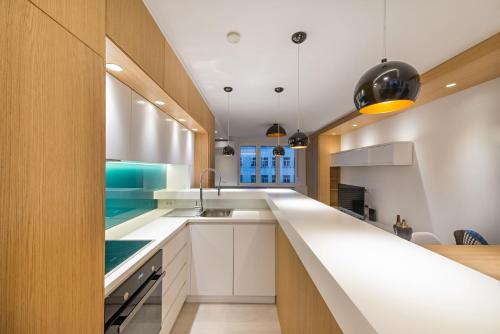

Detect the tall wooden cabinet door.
[
  {"left": 106, "top": 74, "right": 132, "bottom": 160},
  {"left": 234, "top": 224, "right": 276, "bottom": 296},
  {"left": 190, "top": 224, "right": 234, "bottom": 296},
  {"left": 30, "top": 0, "right": 105, "bottom": 56},
  {"left": 106, "top": 0, "right": 165, "bottom": 85},
  {"left": 164, "top": 41, "right": 189, "bottom": 110},
  {"left": 0, "top": 2, "right": 104, "bottom": 333}
]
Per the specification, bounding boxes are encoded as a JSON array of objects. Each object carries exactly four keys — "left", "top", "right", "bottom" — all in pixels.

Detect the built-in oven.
[{"left": 105, "top": 250, "right": 164, "bottom": 334}]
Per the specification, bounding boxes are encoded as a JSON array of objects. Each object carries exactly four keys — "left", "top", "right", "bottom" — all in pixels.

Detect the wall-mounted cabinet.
[
  {"left": 106, "top": 74, "right": 194, "bottom": 165},
  {"left": 331, "top": 142, "right": 413, "bottom": 167},
  {"left": 106, "top": 0, "right": 165, "bottom": 85}
]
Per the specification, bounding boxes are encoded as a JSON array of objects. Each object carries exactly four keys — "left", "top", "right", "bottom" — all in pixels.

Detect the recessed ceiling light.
[
  {"left": 226, "top": 31, "right": 241, "bottom": 44},
  {"left": 106, "top": 63, "right": 123, "bottom": 72},
  {"left": 165, "top": 118, "right": 172, "bottom": 122},
  {"left": 192, "top": 128, "right": 198, "bottom": 132},
  {"left": 331, "top": 132, "right": 337, "bottom": 135},
  {"left": 136, "top": 100, "right": 146, "bottom": 105},
  {"left": 154, "top": 100, "right": 165, "bottom": 106},
  {"left": 446, "top": 82, "right": 457, "bottom": 88},
  {"left": 352, "top": 124, "right": 358, "bottom": 127},
  {"left": 179, "top": 118, "right": 187, "bottom": 122}
]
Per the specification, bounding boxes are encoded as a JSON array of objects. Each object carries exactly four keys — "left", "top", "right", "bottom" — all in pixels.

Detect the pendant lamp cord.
[
  {"left": 277, "top": 92, "right": 281, "bottom": 146},
  {"left": 297, "top": 43, "right": 301, "bottom": 131},
  {"left": 383, "top": 0, "right": 387, "bottom": 60},
  {"left": 227, "top": 92, "right": 230, "bottom": 140}
]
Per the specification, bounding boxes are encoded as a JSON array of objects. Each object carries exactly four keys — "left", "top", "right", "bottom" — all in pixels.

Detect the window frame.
[{"left": 238, "top": 144, "right": 297, "bottom": 187}]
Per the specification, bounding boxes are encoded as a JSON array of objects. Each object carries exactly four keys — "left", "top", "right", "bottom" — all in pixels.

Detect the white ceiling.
[{"left": 144, "top": 0, "right": 500, "bottom": 138}]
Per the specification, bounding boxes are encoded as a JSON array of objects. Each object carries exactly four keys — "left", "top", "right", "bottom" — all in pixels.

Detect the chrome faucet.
[{"left": 198, "top": 168, "right": 222, "bottom": 212}]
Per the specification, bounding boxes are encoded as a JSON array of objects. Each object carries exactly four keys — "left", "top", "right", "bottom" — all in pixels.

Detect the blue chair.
[{"left": 454, "top": 230, "right": 488, "bottom": 245}]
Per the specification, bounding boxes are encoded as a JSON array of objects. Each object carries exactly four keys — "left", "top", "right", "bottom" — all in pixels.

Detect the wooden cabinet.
[
  {"left": 164, "top": 41, "right": 189, "bottom": 110},
  {"left": 189, "top": 224, "right": 234, "bottom": 296},
  {"left": 106, "top": 0, "right": 165, "bottom": 85},
  {"left": 106, "top": 74, "right": 132, "bottom": 160},
  {"left": 31, "top": 0, "right": 105, "bottom": 56},
  {"left": 0, "top": 1, "right": 104, "bottom": 333},
  {"left": 234, "top": 225, "right": 276, "bottom": 296}
]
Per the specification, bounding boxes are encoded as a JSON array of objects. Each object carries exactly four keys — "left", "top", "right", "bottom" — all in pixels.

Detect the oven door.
[{"left": 105, "top": 271, "right": 164, "bottom": 334}]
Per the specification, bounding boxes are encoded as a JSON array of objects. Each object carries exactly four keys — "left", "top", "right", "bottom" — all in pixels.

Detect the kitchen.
[{"left": 1, "top": 1, "right": 500, "bottom": 334}]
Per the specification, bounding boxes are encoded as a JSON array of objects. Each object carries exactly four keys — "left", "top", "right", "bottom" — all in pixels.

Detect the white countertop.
[
  {"left": 154, "top": 188, "right": 500, "bottom": 334},
  {"left": 104, "top": 207, "right": 276, "bottom": 296}
]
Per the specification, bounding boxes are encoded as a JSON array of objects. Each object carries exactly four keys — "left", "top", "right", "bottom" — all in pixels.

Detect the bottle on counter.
[{"left": 394, "top": 218, "right": 413, "bottom": 241}]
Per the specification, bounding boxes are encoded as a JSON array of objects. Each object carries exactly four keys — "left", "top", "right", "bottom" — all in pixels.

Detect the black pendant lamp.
[
  {"left": 288, "top": 32, "right": 309, "bottom": 149},
  {"left": 266, "top": 124, "right": 287, "bottom": 137},
  {"left": 272, "top": 87, "right": 286, "bottom": 157},
  {"left": 222, "top": 86, "right": 235, "bottom": 156},
  {"left": 354, "top": 0, "right": 420, "bottom": 114}
]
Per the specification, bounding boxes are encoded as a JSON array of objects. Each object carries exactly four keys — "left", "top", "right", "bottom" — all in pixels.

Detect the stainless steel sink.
[
  {"left": 162, "top": 208, "right": 201, "bottom": 217},
  {"left": 199, "top": 209, "right": 233, "bottom": 217}
]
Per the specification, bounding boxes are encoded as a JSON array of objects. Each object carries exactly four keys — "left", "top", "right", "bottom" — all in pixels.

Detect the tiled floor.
[{"left": 171, "top": 303, "right": 282, "bottom": 334}]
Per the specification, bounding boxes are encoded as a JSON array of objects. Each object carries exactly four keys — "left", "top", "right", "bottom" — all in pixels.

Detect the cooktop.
[{"left": 105, "top": 240, "right": 152, "bottom": 275}]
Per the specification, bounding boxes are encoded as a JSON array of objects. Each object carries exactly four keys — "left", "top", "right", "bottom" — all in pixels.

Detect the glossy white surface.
[{"left": 154, "top": 188, "right": 500, "bottom": 334}]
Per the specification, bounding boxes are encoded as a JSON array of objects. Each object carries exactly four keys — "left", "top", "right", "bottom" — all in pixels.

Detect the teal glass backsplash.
[{"left": 105, "top": 162, "right": 166, "bottom": 229}]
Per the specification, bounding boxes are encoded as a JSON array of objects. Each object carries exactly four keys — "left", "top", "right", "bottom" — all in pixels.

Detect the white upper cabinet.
[
  {"left": 129, "top": 91, "right": 164, "bottom": 163},
  {"left": 106, "top": 73, "right": 194, "bottom": 165},
  {"left": 106, "top": 74, "right": 132, "bottom": 160},
  {"left": 331, "top": 142, "right": 413, "bottom": 167}
]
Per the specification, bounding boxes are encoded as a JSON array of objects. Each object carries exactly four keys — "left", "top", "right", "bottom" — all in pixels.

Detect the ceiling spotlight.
[
  {"left": 136, "top": 100, "right": 146, "bottom": 105},
  {"left": 226, "top": 31, "right": 241, "bottom": 44},
  {"left": 155, "top": 100, "right": 165, "bottom": 106},
  {"left": 165, "top": 118, "right": 173, "bottom": 122},
  {"left": 179, "top": 118, "right": 187, "bottom": 122},
  {"left": 352, "top": 124, "right": 358, "bottom": 127},
  {"left": 106, "top": 63, "right": 123, "bottom": 72},
  {"left": 192, "top": 128, "right": 198, "bottom": 132},
  {"left": 331, "top": 132, "right": 337, "bottom": 135},
  {"left": 446, "top": 82, "right": 457, "bottom": 88}
]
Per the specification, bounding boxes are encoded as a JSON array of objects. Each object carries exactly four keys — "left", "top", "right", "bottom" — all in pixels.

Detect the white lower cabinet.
[
  {"left": 189, "top": 224, "right": 234, "bottom": 296},
  {"left": 234, "top": 224, "right": 276, "bottom": 296}
]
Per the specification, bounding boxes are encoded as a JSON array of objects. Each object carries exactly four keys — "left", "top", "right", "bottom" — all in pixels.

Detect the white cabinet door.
[
  {"left": 106, "top": 74, "right": 132, "bottom": 160},
  {"left": 129, "top": 91, "right": 164, "bottom": 163},
  {"left": 189, "top": 224, "right": 233, "bottom": 296},
  {"left": 368, "top": 144, "right": 393, "bottom": 165},
  {"left": 234, "top": 224, "right": 276, "bottom": 296}
]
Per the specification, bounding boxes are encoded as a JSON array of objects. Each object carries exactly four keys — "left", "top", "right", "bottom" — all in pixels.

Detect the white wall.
[
  {"left": 340, "top": 78, "right": 500, "bottom": 244},
  {"left": 215, "top": 136, "right": 307, "bottom": 194}
]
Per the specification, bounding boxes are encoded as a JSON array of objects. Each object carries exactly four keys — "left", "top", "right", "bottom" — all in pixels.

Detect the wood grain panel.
[
  {"left": 306, "top": 135, "right": 319, "bottom": 199},
  {"left": 276, "top": 227, "right": 342, "bottom": 334},
  {"left": 424, "top": 245, "right": 500, "bottom": 280},
  {"left": 188, "top": 81, "right": 206, "bottom": 125},
  {"left": 30, "top": 0, "right": 105, "bottom": 56},
  {"left": 0, "top": 2, "right": 104, "bottom": 333},
  {"left": 106, "top": 0, "right": 165, "bottom": 85},
  {"left": 316, "top": 32, "right": 500, "bottom": 136},
  {"left": 317, "top": 135, "right": 340, "bottom": 205},
  {"left": 164, "top": 40, "right": 189, "bottom": 110}
]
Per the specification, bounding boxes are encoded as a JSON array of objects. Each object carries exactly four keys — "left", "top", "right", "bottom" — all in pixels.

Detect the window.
[
  {"left": 259, "top": 146, "right": 276, "bottom": 184},
  {"left": 239, "top": 146, "right": 257, "bottom": 183},
  {"left": 280, "top": 147, "right": 296, "bottom": 184},
  {"left": 239, "top": 145, "right": 295, "bottom": 185}
]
